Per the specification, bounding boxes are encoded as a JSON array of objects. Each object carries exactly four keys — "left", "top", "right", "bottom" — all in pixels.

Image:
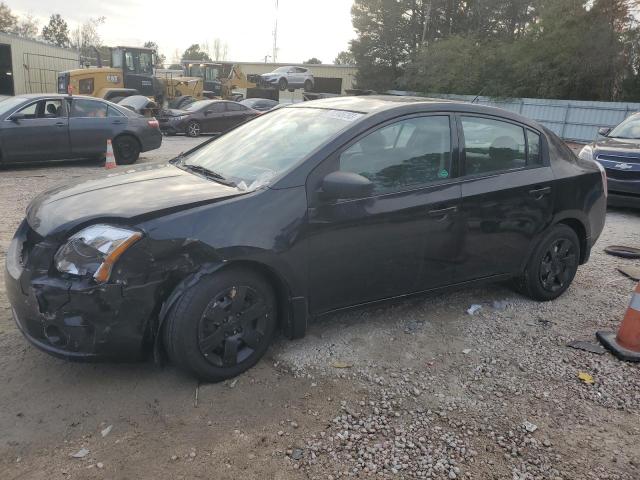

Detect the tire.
[
  {"left": 186, "top": 120, "right": 201, "bottom": 137},
  {"left": 517, "top": 224, "right": 580, "bottom": 301},
  {"left": 304, "top": 80, "right": 313, "bottom": 92},
  {"left": 278, "top": 78, "right": 288, "bottom": 91},
  {"left": 163, "top": 267, "right": 278, "bottom": 382},
  {"left": 113, "top": 135, "right": 140, "bottom": 165}
]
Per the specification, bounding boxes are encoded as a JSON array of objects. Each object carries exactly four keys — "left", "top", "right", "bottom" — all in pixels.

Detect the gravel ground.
[{"left": 0, "top": 138, "right": 639, "bottom": 479}]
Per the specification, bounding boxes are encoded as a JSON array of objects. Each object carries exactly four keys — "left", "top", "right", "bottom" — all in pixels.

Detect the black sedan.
[
  {"left": 159, "top": 99, "right": 259, "bottom": 137},
  {"left": 0, "top": 94, "right": 162, "bottom": 165},
  {"left": 579, "top": 113, "right": 640, "bottom": 207},
  {"left": 5, "top": 96, "right": 606, "bottom": 381}
]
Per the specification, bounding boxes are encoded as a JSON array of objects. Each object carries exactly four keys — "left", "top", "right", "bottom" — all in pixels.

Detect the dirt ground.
[{"left": 1, "top": 138, "right": 639, "bottom": 480}]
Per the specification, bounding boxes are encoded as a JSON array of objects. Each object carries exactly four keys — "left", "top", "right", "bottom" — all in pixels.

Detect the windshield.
[
  {"left": 0, "top": 97, "right": 27, "bottom": 116},
  {"left": 609, "top": 115, "right": 640, "bottom": 139},
  {"left": 184, "top": 100, "right": 214, "bottom": 111},
  {"left": 272, "top": 67, "right": 289, "bottom": 73},
  {"left": 181, "top": 107, "right": 363, "bottom": 189}
]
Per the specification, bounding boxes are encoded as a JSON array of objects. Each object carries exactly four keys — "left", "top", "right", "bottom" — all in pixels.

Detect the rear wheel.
[
  {"left": 186, "top": 120, "right": 201, "bottom": 137},
  {"left": 304, "top": 80, "right": 313, "bottom": 92},
  {"left": 163, "top": 268, "right": 277, "bottom": 382},
  {"left": 517, "top": 224, "right": 580, "bottom": 301},
  {"left": 278, "top": 78, "right": 288, "bottom": 91},
  {"left": 113, "top": 135, "right": 140, "bottom": 165}
]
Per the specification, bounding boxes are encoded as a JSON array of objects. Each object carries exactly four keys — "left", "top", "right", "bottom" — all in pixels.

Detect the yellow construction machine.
[{"left": 58, "top": 46, "right": 205, "bottom": 108}]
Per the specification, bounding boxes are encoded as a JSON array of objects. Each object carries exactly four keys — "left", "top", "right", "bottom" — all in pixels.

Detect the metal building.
[{"left": 0, "top": 32, "right": 79, "bottom": 96}]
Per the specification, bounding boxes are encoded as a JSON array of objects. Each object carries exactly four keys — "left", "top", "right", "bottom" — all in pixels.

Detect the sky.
[{"left": 9, "top": 0, "right": 356, "bottom": 64}]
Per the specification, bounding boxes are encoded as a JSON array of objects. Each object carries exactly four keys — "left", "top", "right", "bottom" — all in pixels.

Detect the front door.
[
  {"left": 306, "top": 114, "right": 462, "bottom": 313},
  {"left": 1, "top": 98, "right": 70, "bottom": 162},
  {"left": 456, "top": 115, "right": 554, "bottom": 281}
]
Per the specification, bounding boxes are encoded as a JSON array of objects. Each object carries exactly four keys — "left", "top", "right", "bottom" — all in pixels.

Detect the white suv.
[{"left": 259, "top": 66, "right": 314, "bottom": 91}]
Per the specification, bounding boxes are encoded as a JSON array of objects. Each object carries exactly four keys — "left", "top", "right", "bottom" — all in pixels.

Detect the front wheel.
[
  {"left": 186, "top": 120, "right": 201, "bottom": 137},
  {"left": 113, "top": 135, "right": 140, "bottom": 165},
  {"left": 517, "top": 224, "right": 580, "bottom": 301},
  {"left": 278, "top": 78, "right": 288, "bottom": 91},
  {"left": 163, "top": 267, "right": 277, "bottom": 382}
]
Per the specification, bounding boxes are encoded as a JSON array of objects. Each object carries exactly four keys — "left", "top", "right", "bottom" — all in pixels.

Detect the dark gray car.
[
  {"left": 579, "top": 113, "right": 640, "bottom": 207},
  {"left": 158, "top": 100, "right": 259, "bottom": 137},
  {"left": 0, "top": 94, "right": 162, "bottom": 165}
]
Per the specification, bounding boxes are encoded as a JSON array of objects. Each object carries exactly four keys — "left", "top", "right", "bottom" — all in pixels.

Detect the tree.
[
  {"left": 70, "top": 17, "right": 105, "bottom": 61},
  {"left": 304, "top": 57, "right": 322, "bottom": 64},
  {"left": 333, "top": 50, "right": 354, "bottom": 65},
  {"left": 212, "top": 38, "right": 228, "bottom": 61},
  {"left": 144, "top": 41, "right": 166, "bottom": 67},
  {"left": 0, "top": 2, "right": 17, "bottom": 33},
  {"left": 13, "top": 13, "right": 38, "bottom": 39},
  {"left": 42, "top": 14, "right": 70, "bottom": 47},
  {"left": 181, "top": 44, "right": 211, "bottom": 61}
]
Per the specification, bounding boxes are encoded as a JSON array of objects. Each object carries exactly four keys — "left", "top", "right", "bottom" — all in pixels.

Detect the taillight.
[{"left": 148, "top": 119, "right": 159, "bottom": 129}]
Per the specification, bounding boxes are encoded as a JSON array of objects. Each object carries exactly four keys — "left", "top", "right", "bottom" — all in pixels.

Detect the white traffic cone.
[{"left": 105, "top": 139, "right": 116, "bottom": 169}]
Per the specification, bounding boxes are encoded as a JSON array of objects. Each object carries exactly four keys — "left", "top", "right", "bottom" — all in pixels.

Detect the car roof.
[
  {"left": 288, "top": 95, "right": 544, "bottom": 131},
  {"left": 14, "top": 94, "right": 104, "bottom": 101}
]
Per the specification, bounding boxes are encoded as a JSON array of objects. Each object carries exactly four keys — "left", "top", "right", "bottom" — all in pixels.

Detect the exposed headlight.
[
  {"left": 54, "top": 225, "right": 142, "bottom": 283},
  {"left": 578, "top": 145, "right": 593, "bottom": 161}
]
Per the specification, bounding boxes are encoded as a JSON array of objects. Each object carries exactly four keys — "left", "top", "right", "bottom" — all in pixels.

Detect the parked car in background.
[
  {"left": 0, "top": 94, "right": 161, "bottom": 165},
  {"left": 5, "top": 96, "right": 606, "bottom": 382},
  {"left": 239, "top": 98, "right": 279, "bottom": 112},
  {"left": 579, "top": 113, "right": 640, "bottom": 207},
  {"left": 159, "top": 99, "right": 259, "bottom": 137},
  {"left": 259, "top": 66, "right": 314, "bottom": 91}
]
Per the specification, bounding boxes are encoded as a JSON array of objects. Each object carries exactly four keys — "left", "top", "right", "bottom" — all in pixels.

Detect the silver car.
[{"left": 259, "top": 66, "right": 314, "bottom": 91}]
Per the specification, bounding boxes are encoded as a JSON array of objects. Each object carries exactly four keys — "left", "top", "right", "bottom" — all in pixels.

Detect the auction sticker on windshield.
[{"left": 322, "top": 110, "right": 365, "bottom": 122}]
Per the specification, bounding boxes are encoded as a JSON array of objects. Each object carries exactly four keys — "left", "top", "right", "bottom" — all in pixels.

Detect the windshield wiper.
[{"left": 181, "top": 163, "right": 236, "bottom": 187}]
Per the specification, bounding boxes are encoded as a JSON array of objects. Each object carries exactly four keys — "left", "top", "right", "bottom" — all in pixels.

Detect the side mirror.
[
  {"left": 10, "top": 113, "right": 25, "bottom": 122},
  {"left": 598, "top": 127, "right": 612, "bottom": 137},
  {"left": 321, "top": 171, "right": 373, "bottom": 200},
  {"left": 204, "top": 110, "right": 213, "bottom": 115}
]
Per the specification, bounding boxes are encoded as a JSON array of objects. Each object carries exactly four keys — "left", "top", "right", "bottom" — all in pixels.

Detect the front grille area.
[{"left": 597, "top": 153, "right": 640, "bottom": 164}]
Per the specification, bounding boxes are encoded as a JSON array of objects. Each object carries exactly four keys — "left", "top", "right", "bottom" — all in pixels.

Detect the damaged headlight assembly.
[{"left": 54, "top": 225, "right": 142, "bottom": 283}]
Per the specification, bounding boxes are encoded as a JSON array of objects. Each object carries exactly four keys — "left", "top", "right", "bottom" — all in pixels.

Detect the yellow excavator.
[
  {"left": 58, "top": 46, "right": 205, "bottom": 109},
  {"left": 182, "top": 61, "right": 273, "bottom": 101}
]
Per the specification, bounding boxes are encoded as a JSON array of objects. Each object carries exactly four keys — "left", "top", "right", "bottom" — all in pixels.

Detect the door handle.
[
  {"left": 55, "top": 122, "right": 65, "bottom": 127},
  {"left": 112, "top": 120, "right": 123, "bottom": 125},
  {"left": 529, "top": 186, "right": 551, "bottom": 198},
  {"left": 427, "top": 206, "right": 458, "bottom": 220}
]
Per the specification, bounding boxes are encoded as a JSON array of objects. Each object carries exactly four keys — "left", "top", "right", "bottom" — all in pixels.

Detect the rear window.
[{"left": 461, "top": 116, "right": 526, "bottom": 175}]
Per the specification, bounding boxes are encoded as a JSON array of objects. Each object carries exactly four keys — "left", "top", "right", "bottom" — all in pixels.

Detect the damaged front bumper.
[{"left": 5, "top": 221, "right": 159, "bottom": 361}]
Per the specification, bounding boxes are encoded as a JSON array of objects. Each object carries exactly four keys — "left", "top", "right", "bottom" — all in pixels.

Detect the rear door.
[
  {"left": 456, "top": 114, "right": 554, "bottom": 281},
  {"left": 224, "top": 102, "right": 255, "bottom": 130},
  {"left": 306, "top": 114, "right": 462, "bottom": 313},
  {"left": 1, "top": 98, "right": 70, "bottom": 162},
  {"left": 69, "top": 98, "right": 125, "bottom": 157},
  {"left": 200, "top": 102, "right": 226, "bottom": 133}
]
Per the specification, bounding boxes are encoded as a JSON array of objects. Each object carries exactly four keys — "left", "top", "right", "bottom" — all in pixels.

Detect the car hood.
[
  {"left": 594, "top": 137, "right": 640, "bottom": 154},
  {"left": 261, "top": 73, "right": 278, "bottom": 77},
  {"left": 27, "top": 163, "right": 244, "bottom": 237}
]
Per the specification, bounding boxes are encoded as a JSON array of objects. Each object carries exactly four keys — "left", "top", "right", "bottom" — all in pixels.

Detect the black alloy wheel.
[
  {"left": 198, "top": 285, "right": 271, "bottom": 367},
  {"left": 539, "top": 238, "right": 578, "bottom": 293},
  {"left": 516, "top": 224, "right": 580, "bottom": 301},
  {"left": 163, "top": 268, "right": 277, "bottom": 382}
]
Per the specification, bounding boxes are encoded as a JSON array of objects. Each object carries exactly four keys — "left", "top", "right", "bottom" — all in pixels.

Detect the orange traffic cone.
[
  {"left": 597, "top": 282, "right": 640, "bottom": 362},
  {"left": 105, "top": 139, "right": 116, "bottom": 170}
]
